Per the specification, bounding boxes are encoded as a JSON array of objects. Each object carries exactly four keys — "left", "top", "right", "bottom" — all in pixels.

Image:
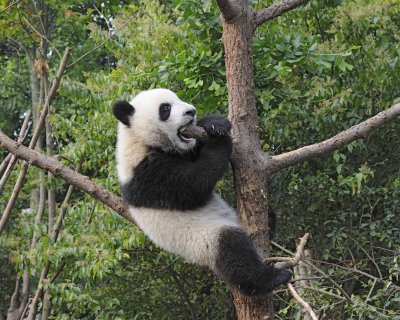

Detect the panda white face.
[{"left": 114, "top": 89, "right": 197, "bottom": 152}]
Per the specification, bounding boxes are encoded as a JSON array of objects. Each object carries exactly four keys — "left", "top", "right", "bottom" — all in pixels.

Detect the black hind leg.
[{"left": 215, "top": 227, "right": 292, "bottom": 296}]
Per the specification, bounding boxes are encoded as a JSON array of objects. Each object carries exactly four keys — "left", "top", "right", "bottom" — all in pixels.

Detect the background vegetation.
[{"left": 0, "top": 0, "right": 399, "bottom": 319}]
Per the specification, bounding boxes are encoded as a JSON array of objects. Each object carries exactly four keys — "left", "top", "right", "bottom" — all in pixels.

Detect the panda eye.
[
  {"left": 159, "top": 103, "right": 172, "bottom": 121},
  {"left": 160, "top": 103, "right": 171, "bottom": 111}
]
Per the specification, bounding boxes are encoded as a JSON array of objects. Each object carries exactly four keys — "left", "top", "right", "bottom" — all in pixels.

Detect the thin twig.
[
  {"left": 271, "top": 241, "right": 391, "bottom": 318},
  {"left": 49, "top": 262, "right": 65, "bottom": 284},
  {"left": 167, "top": 266, "right": 198, "bottom": 320},
  {"left": 348, "top": 235, "right": 383, "bottom": 279},
  {"left": 0, "top": 153, "right": 12, "bottom": 178},
  {"left": 0, "top": 109, "right": 32, "bottom": 194},
  {"left": 52, "top": 159, "right": 83, "bottom": 242},
  {"left": 302, "top": 285, "right": 347, "bottom": 301},
  {"left": 67, "top": 11, "right": 138, "bottom": 68},
  {"left": 0, "top": 0, "right": 22, "bottom": 15},
  {"left": 0, "top": 48, "right": 70, "bottom": 236},
  {"left": 288, "top": 283, "right": 319, "bottom": 320},
  {"left": 365, "top": 278, "right": 377, "bottom": 303},
  {"left": 271, "top": 240, "right": 355, "bottom": 304},
  {"left": 310, "top": 258, "right": 398, "bottom": 289},
  {"left": 26, "top": 159, "right": 82, "bottom": 320},
  {"left": 22, "top": 17, "right": 62, "bottom": 59}
]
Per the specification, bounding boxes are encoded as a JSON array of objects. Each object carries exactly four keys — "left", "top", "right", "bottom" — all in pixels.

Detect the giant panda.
[{"left": 113, "top": 88, "right": 292, "bottom": 296}]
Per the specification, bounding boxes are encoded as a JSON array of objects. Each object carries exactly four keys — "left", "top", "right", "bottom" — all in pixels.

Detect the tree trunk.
[{"left": 219, "top": 3, "right": 275, "bottom": 319}]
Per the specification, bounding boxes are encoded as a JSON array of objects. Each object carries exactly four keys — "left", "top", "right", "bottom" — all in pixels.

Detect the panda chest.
[{"left": 121, "top": 153, "right": 212, "bottom": 211}]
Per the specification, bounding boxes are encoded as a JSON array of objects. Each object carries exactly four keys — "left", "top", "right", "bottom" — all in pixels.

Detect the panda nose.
[{"left": 184, "top": 109, "right": 196, "bottom": 117}]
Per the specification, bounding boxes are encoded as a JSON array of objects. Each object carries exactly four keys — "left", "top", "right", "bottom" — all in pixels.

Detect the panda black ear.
[{"left": 113, "top": 100, "right": 135, "bottom": 127}]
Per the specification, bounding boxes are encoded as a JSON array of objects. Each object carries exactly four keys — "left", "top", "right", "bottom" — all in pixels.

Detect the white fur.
[
  {"left": 129, "top": 194, "right": 241, "bottom": 270},
  {"left": 116, "top": 123, "right": 148, "bottom": 184},
  {"left": 116, "top": 88, "right": 241, "bottom": 271},
  {"left": 129, "top": 89, "right": 197, "bottom": 152}
]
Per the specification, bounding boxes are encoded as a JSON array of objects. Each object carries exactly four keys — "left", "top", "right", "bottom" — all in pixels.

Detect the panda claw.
[{"left": 198, "top": 115, "right": 232, "bottom": 137}]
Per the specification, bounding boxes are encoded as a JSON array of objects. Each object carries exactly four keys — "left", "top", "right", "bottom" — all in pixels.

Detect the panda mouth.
[{"left": 177, "top": 121, "right": 195, "bottom": 143}]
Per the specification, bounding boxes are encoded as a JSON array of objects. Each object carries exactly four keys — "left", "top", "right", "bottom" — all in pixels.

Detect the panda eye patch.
[{"left": 159, "top": 103, "right": 172, "bottom": 121}]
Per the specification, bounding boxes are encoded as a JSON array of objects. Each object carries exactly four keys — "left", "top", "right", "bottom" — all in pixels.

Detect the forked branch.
[
  {"left": 215, "top": 0, "right": 241, "bottom": 22},
  {"left": 274, "top": 233, "right": 309, "bottom": 269},
  {"left": 268, "top": 234, "right": 317, "bottom": 319}
]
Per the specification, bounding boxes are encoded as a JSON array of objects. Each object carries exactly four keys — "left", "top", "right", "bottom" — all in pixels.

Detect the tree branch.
[
  {"left": 265, "top": 233, "right": 313, "bottom": 319},
  {"left": 28, "top": 158, "right": 81, "bottom": 319},
  {"left": 66, "top": 11, "right": 138, "bottom": 69},
  {"left": 274, "top": 233, "right": 309, "bottom": 269},
  {"left": 0, "top": 154, "right": 12, "bottom": 178},
  {"left": 6, "top": 275, "right": 21, "bottom": 319},
  {"left": 287, "top": 283, "right": 318, "bottom": 320},
  {"left": 254, "top": 0, "right": 309, "bottom": 28},
  {"left": 0, "top": 0, "right": 23, "bottom": 15},
  {"left": 0, "top": 48, "right": 70, "bottom": 236},
  {"left": 0, "top": 109, "right": 31, "bottom": 193},
  {"left": 266, "top": 103, "right": 400, "bottom": 174},
  {"left": 0, "top": 130, "right": 132, "bottom": 224}
]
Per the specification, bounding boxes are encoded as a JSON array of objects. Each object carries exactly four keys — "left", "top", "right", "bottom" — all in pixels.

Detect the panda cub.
[{"left": 113, "top": 88, "right": 292, "bottom": 296}]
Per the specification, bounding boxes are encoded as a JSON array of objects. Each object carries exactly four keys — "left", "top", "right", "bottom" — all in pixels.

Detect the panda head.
[{"left": 113, "top": 89, "right": 197, "bottom": 152}]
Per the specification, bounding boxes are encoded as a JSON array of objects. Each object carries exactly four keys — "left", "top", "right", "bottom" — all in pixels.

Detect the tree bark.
[
  {"left": 216, "top": 0, "right": 313, "bottom": 318},
  {"left": 6, "top": 275, "right": 21, "bottom": 320},
  {"left": 217, "top": 1, "right": 275, "bottom": 318}
]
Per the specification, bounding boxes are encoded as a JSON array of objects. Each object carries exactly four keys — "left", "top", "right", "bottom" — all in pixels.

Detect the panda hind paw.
[{"left": 271, "top": 269, "right": 293, "bottom": 289}]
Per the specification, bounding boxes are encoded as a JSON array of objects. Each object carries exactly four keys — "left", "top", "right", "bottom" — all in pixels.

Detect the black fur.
[
  {"left": 113, "top": 100, "right": 134, "bottom": 127},
  {"left": 184, "top": 109, "right": 196, "bottom": 117},
  {"left": 159, "top": 103, "right": 171, "bottom": 121},
  {"left": 215, "top": 228, "right": 293, "bottom": 296},
  {"left": 197, "top": 114, "right": 231, "bottom": 136},
  {"left": 122, "top": 116, "right": 233, "bottom": 210},
  {"left": 116, "top": 108, "right": 290, "bottom": 294}
]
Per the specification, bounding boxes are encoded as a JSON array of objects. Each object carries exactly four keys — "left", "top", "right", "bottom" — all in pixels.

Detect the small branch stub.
[{"left": 275, "top": 233, "right": 309, "bottom": 269}]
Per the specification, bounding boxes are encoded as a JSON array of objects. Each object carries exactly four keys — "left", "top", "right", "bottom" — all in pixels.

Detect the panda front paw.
[{"left": 198, "top": 115, "right": 231, "bottom": 137}]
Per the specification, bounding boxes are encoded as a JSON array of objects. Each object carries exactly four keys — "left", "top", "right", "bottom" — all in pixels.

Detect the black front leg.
[{"left": 194, "top": 115, "right": 233, "bottom": 180}]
